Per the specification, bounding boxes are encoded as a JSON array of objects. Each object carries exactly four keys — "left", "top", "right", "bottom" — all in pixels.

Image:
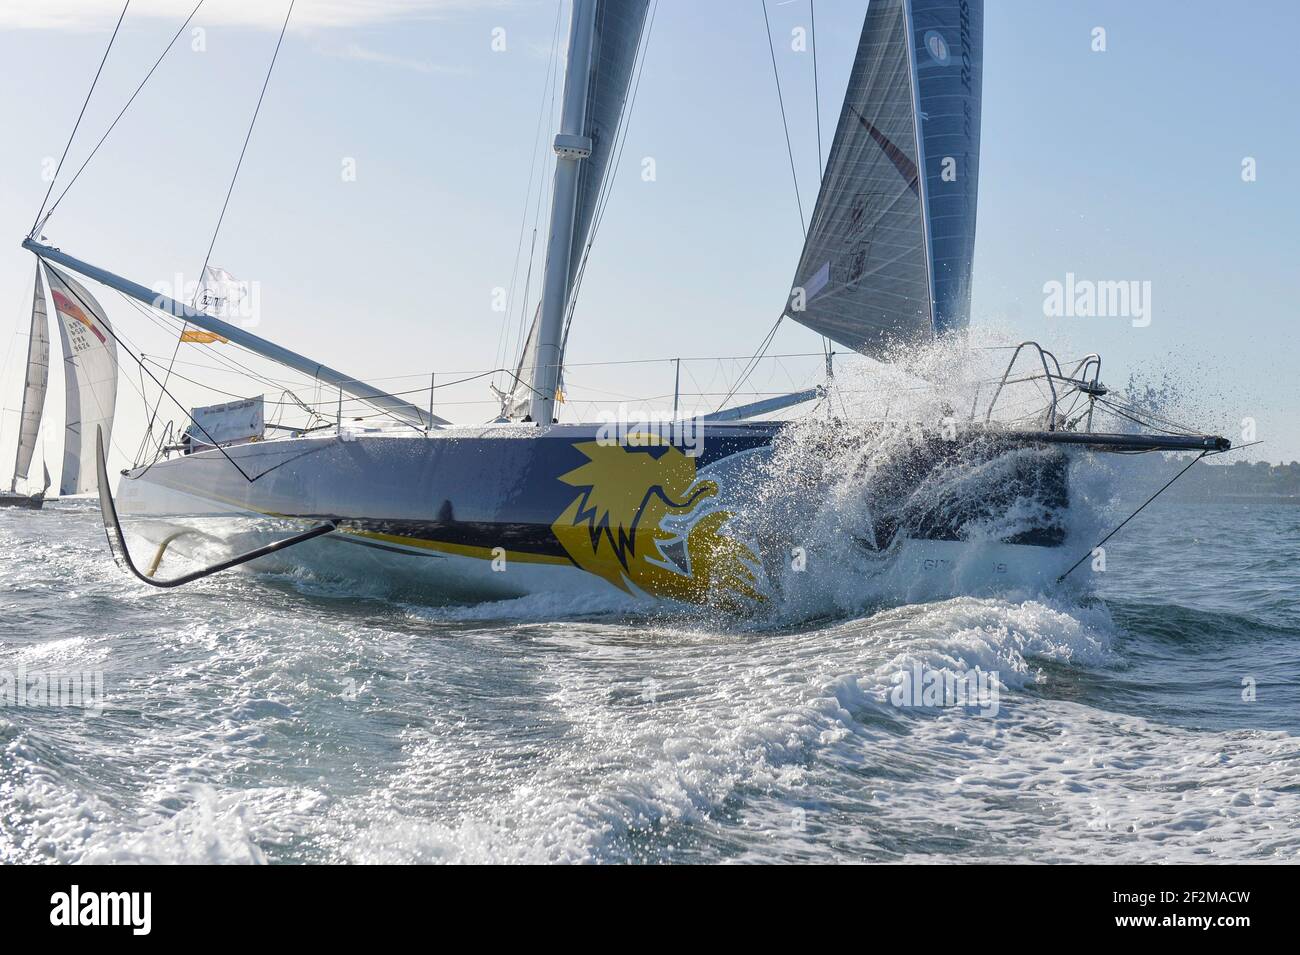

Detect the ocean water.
[{"left": 2, "top": 491, "right": 1296, "bottom": 865}]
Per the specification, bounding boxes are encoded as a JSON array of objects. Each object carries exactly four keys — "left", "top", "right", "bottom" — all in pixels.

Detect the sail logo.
[
  {"left": 49, "top": 886, "right": 151, "bottom": 935},
  {"left": 1042, "top": 273, "right": 1152, "bottom": 327},
  {"left": 923, "top": 30, "right": 950, "bottom": 65},
  {"left": 552, "top": 435, "right": 762, "bottom": 607}
]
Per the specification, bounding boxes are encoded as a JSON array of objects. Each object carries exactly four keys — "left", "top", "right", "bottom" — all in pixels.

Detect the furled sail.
[
  {"left": 494, "top": 305, "right": 541, "bottom": 421},
  {"left": 11, "top": 264, "right": 51, "bottom": 491},
  {"left": 786, "top": 0, "right": 983, "bottom": 358},
  {"left": 494, "top": 303, "right": 569, "bottom": 421},
  {"left": 566, "top": 0, "right": 651, "bottom": 293},
  {"left": 44, "top": 263, "right": 118, "bottom": 495}
]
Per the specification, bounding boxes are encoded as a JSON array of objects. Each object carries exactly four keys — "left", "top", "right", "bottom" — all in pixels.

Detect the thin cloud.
[
  {"left": 315, "top": 40, "right": 464, "bottom": 74},
  {"left": 0, "top": 0, "right": 499, "bottom": 31}
]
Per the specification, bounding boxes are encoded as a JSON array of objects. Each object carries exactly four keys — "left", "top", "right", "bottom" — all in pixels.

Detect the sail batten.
[
  {"left": 787, "top": 0, "right": 983, "bottom": 358},
  {"left": 12, "top": 265, "right": 51, "bottom": 490}
]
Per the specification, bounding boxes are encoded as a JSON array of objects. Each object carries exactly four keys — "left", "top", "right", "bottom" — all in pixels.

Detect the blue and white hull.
[{"left": 113, "top": 420, "right": 1078, "bottom": 607}]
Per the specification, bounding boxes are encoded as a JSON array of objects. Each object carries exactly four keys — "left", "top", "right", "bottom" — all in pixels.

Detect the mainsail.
[
  {"left": 529, "top": 0, "right": 651, "bottom": 423},
  {"left": 11, "top": 265, "right": 51, "bottom": 491},
  {"left": 787, "top": 0, "right": 983, "bottom": 357},
  {"left": 44, "top": 263, "right": 118, "bottom": 495},
  {"left": 566, "top": 0, "right": 651, "bottom": 292}
]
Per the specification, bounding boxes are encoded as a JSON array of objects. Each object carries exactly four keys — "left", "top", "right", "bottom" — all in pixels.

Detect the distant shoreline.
[{"left": 1140, "top": 458, "right": 1300, "bottom": 503}]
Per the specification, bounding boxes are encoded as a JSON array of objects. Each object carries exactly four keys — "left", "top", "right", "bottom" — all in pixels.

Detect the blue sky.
[{"left": 1, "top": 0, "right": 1297, "bottom": 473}]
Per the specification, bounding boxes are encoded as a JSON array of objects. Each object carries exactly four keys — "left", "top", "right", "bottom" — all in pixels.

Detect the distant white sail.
[
  {"left": 44, "top": 263, "right": 118, "bottom": 495},
  {"left": 787, "top": 0, "right": 983, "bottom": 357},
  {"left": 11, "top": 264, "right": 51, "bottom": 491}
]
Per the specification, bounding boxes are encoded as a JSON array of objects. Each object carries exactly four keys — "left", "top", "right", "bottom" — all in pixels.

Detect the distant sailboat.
[
  {"left": 2, "top": 262, "right": 117, "bottom": 509},
  {"left": 20, "top": 0, "right": 1229, "bottom": 600}
]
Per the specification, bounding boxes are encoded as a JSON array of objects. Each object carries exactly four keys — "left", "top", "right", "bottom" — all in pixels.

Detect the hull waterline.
[{"left": 1, "top": 491, "right": 45, "bottom": 510}]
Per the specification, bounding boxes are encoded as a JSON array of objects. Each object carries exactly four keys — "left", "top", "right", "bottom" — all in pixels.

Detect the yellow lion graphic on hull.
[{"left": 552, "top": 435, "right": 763, "bottom": 607}]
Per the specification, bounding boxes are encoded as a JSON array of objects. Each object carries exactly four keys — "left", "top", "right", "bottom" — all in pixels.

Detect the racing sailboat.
[
  {"left": 2, "top": 262, "right": 117, "bottom": 509},
  {"left": 21, "top": 0, "right": 1228, "bottom": 604}
]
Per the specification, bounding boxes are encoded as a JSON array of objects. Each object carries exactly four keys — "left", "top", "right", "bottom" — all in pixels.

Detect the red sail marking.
[
  {"left": 51, "top": 289, "right": 108, "bottom": 345},
  {"left": 847, "top": 105, "right": 920, "bottom": 196}
]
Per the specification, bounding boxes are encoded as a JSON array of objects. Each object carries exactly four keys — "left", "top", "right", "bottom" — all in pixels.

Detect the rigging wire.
[
  {"left": 114, "top": 291, "right": 311, "bottom": 420},
  {"left": 494, "top": 0, "right": 563, "bottom": 390},
  {"left": 29, "top": 0, "right": 130, "bottom": 238},
  {"left": 1056, "top": 449, "right": 1217, "bottom": 583},
  {"left": 1094, "top": 398, "right": 1201, "bottom": 438},
  {"left": 711, "top": 312, "right": 785, "bottom": 414},
  {"left": 808, "top": 0, "right": 831, "bottom": 366},
  {"left": 141, "top": 0, "right": 296, "bottom": 461},
  {"left": 36, "top": 258, "right": 249, "bottom": 477},
  {"left": 558, "top": 0, "right": 658, "bottom": 367},
  {"left": 120, "top": 290, "right": 306, "bottom": 462},
  {"left": 716, "top": 0, "right": 832, "bottom": 418},
  {"left": 761, "top": 0, "right": 806, "bottom": 237},
  {"left": 193, "top": 0, "right": 297, "bottom": 300},
  {"left": 810, "top": 0, "right": 823, "bottom": 178},
  {"left": 39, "top": 0, "right": 207, "bottom": 233},
  {"left": 501, "top": 16, "right": 565, "bottom": 408},
  {"left": 36, "top": 263, "right": 222, "bottom": 472}
]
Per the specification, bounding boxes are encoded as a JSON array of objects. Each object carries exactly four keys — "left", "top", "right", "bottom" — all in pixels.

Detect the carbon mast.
[{"left": 530, "top": 0, "right": 597, "bottom": 425}]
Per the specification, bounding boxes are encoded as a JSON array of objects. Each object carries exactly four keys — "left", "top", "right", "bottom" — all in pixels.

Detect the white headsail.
[
  {"left": 44, "top": 263, "right": 118, "bottom": 495},
  {"left": 787, "top": 0, "right": 983, "bottom": 358},
  {"left": 11, "top": 264, "right": 51, "bottom": 492}
]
